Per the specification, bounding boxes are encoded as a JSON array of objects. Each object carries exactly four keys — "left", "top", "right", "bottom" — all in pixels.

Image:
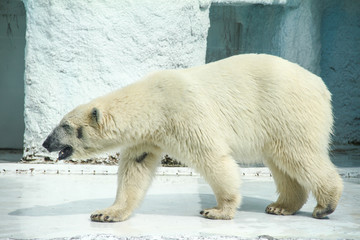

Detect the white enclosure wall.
[{"left": 22, "top": 0, "right": 211, "bottom": 161}]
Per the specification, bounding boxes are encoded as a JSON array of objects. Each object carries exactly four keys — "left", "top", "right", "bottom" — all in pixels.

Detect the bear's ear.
[{"left": 91, "top": 107, "right": 102, "bottom": 125}]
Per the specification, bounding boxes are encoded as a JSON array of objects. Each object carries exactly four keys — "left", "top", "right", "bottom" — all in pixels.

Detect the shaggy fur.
[{"left": 43, "top": 54, "right": 343, "bottom": 222}]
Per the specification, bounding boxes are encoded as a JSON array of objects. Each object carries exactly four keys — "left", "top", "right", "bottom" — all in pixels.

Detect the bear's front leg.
[
  {"left": 197, "top": 155, "right": 241, "bottom": 220},
  {"left": 91, "top": 146, "right": 161, "bottom": 222}
]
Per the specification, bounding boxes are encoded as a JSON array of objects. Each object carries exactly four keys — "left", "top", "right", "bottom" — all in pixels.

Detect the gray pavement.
[{"left": 0, "top": 163, "right": 359, "bottom": 240}]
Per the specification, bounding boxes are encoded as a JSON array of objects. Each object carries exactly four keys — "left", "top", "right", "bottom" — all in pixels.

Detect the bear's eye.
[
  {"left": 62, "top": 124, "right": 72, "bottom": 133},
  {"left": 77, "top": 127, "right": 83, "bottom": 139}
]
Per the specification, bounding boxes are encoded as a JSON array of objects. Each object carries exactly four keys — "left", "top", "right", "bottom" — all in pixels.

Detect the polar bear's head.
[{"left": 42, "top": 104, "right": 116, "bottom": 160}]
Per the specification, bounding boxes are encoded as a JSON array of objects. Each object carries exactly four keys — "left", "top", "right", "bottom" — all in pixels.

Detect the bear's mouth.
[{"left": 58, "top": 145, "right": 73, "bottom": 160}]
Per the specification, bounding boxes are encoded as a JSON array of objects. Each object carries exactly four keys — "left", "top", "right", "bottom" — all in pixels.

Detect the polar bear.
[{"left": 43, "top": 54, "right": 343, "bottom": 222}]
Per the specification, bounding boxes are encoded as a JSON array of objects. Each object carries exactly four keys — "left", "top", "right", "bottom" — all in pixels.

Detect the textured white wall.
[{"left": 22, "top": 0, "right": 211, "bottom": 160}]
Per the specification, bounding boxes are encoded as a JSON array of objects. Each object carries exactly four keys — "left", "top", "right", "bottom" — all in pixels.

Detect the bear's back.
[{"left": 180, "top": 54, "right": 333, "bottom": 158}]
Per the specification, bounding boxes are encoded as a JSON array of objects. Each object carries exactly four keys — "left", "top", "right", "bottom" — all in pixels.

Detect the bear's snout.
[
  {"left": 42, "top": 136, "right": 53, "bottom": 151},
  {"left": 42, "top": 134, "right": 74, "bottom": 160},
  {"left": 42, "top": 132, "right": 63, "bottom": 152}
]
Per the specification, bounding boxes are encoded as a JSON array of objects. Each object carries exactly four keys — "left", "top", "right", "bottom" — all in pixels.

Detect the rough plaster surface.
[
  {"left": 22, "top": 0, "right": 210, "bottom": 160},
  {"left": 22, "top": 0, "right": 359, "bottom": 161}
]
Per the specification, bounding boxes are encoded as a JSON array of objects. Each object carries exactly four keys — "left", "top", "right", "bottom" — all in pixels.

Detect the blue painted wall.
[
  {"left": 206, "top": 0, "right": 360, "bottom": 144},
  {"left": 0, "top": 0, "right": 25, "bottom": 149},
  {"left": 320, "top": 0, "right": 360, "bottom": 145}
]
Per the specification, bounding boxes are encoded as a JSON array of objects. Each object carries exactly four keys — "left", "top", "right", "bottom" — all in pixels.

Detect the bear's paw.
[
  {"left": 312, "top": 204, "right": 335, "bottom": 219},
  {"left": 265, "top": 203, "right": 297, "bottom": 216},
  {"left": 200, "top": 208, "right": 234, "bottom": 220},
  {"left": 90, "top": 207, "right": 128, "bottom": 222}
]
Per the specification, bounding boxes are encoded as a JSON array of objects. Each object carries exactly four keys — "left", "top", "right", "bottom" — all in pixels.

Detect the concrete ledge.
[
  {"left": 211, "top": 0, "right": 300, "bottom": 7},
  {"left": 1, "top": 163, "right": 359, "bottom": 179},
  {"left": 0, "top": 163, "right": 270, "bottom": 177}
]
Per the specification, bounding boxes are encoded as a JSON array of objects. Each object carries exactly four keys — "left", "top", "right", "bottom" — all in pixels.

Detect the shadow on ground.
[{"left": 8, "top": 194, "right": 273, "bottom": 217}]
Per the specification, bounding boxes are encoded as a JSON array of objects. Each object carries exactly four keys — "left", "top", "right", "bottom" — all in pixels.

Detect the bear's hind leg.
[
  {"left": 268, "top": 152, "right": 343, "bottom": 219},
  {"left": 265, "top": 159, "right": 309, "bottom": 215},
  {"left": 197, "top": 155, "right": 241, "bottom": 220},
  {"left": 309, "top": 155, "right": 343, "bottom": 219},
  {"left": 289, "top": 154, "right": 343, "bottom": 219},
  {"left": 91, "top": 145, "right": 161, "bottom": 222}
]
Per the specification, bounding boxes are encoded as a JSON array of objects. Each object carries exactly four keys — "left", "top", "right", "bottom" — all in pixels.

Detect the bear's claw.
[
  {"left": 200, "top": 210, "right": 209, "bottom": 216},
  {"left": 90, "top": 213, "right": 114, "bottom": 222}
]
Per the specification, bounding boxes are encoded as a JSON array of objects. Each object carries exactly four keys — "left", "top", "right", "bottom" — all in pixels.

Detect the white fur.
[{"left": 58, "top": 54, "right": 342, "bottom": 221}]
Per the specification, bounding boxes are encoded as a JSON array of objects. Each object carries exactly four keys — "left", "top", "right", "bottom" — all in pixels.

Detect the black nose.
[{"left": 42, "top": 137, "right": 51, "bottom": 151}]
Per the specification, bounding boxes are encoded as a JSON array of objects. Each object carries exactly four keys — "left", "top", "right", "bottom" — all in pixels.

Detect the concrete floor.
[{"left": 0, "top": 162, "right": 359, "bottom": 240}]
